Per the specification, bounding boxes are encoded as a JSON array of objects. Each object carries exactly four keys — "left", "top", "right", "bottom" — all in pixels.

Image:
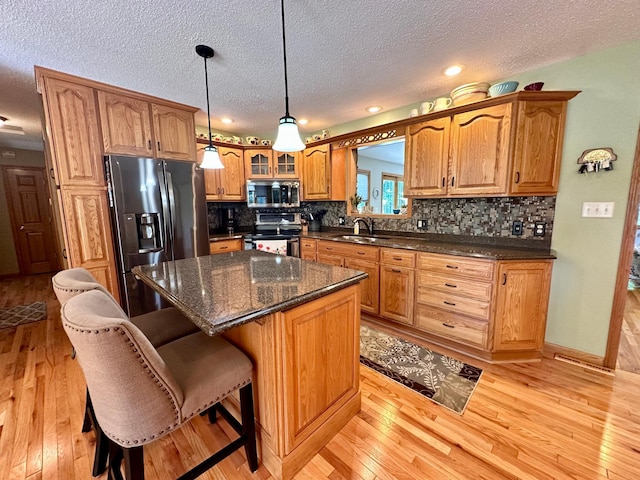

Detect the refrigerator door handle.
[
  {"left": 158, "top": 169, "right": 172, "bottom": 258},
  {"left": 166, "top": 171, "right": 177, "bottom": 240}
]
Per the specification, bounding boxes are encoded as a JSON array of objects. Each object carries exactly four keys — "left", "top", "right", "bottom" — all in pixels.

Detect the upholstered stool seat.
[{"left": 61, "top": 290, "right": 258, "bottom": 479}]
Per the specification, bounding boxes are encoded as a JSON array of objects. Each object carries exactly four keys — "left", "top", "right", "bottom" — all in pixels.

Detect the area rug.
[
  {"left": 360, "top": 324, "right": 482, "bottom": 414},
  {"left": 0, "top": 302, "right": 47, "bottom": 330}
]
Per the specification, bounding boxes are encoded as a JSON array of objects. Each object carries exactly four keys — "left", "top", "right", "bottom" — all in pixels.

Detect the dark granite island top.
[{"left": 132, "top": 250, "right": 368, "bottom": 336}]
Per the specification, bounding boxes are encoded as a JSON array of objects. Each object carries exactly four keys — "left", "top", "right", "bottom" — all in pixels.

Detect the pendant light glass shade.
[
  {"left": 273, "top": 0, "right": 304, "bottom": 153},
  {"left": 273, "top": 115, "right": 305, "bottom": 152},
  {"left": 200, "top": 145, "right": 224, "bottom": 169},
  {"left": 196, "top": 44, "right": 224, "bottom": 169}
]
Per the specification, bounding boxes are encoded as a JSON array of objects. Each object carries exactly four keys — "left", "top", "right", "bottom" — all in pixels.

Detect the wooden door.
[
  {"left": 151, "top": 104, "right": 196, "bottom": 161},
  {"left": 218, "top": 147, "right": 246, "bottom": 201},
  {"left": 493, "top": 261, "right": 552, "bottom": 352},
  {"left": 60, "top": 188, "right": 120, "bottom": 300},
  {"left": 303, "top": 145, "right": 331, "bottom": 200},
  {"left": 405, "top": 117, "right": 450, "bottom": 196},
  {"left": 344, "top": 258, "right": 379, "bottom": 314},
  {"left": 273, "top": 151, "right": 299, "bottom": 178},
  {"left": 3, "top": 167, "right": 58, "bottom": 274},
  {"left": 449, "top": 103, "right": 512, "bottom": 196},
  {"left": 510, "top": 101, "right": 566, "bottom": 195},
  {"left": 97, "top": 91, "right": 154, "bottom": 156},
  {"left": 379, "top": 265, "right": 415, "bottom": 324},
  {"left": 41, "top": 77, "right": 104, "bottom": 187},
  {"left": 245, "top": 149, "right": 273, "bottom": 178}
]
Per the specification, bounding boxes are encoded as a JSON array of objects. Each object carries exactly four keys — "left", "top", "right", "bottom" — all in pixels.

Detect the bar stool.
[
  {"left": 61, "top": 289, "right": 258, "bottom": 479},
  {"left": 52, "top": 268, "right": 200, "bottom": 476}
]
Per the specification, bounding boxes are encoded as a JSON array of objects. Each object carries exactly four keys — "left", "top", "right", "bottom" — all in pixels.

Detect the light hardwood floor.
[
  {"left": 618, "top": 289, "right": 640, "bottom": 374},
  {"left": 2, "top": 274, "right": 640, "bottom": 479}
]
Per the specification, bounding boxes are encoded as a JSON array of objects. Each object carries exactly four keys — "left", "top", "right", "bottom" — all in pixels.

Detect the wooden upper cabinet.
[
  {"left": 152, "top": 104, "right": 197, "bottom": 161},
  {"left": 98, "top": 91, "right": 196, "bottom": 161},
  {"left": 303, "top": 144, "right": 331, "bottom": 200},
  {"left": 405, "top": 117, "right": 450, "bottom": 196},
  {"left": 273, "top": 151, "right": 299, "bottom": 178},
  {"left": 493, "top": 261, "right": 552, "bottom": 353},
  {"left": 510, "top": 101, "right": 567, "bottom": 195},
  {"left": 41, "top": 77, "right": 104, "bottom": 187},
  {"left": 449, "top": 103, "right": 512, "bottom": 196},
  {"left": 218, "top": 147, "right": 246, "bottom": 201},
  {"left": 97, "top": 90, "right": 154, "bottom": 156},
  {"left": 245, "top": 149, "right": 273, "bottom": 178}
]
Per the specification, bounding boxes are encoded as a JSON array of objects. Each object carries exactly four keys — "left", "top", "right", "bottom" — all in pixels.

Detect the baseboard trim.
[{"left": 543, "top": 342, "right": 606, "bottom": 367}]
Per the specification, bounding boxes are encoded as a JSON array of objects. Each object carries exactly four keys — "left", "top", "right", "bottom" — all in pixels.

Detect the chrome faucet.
[{"left": 353, "top": 217, "right": 373, "bottom": 236}]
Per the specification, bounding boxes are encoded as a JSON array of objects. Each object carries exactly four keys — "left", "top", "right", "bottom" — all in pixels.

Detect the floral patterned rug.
[
  {"left": 360, "top": 324, "right": 482, "bottom": 414},
  {"left": 0, "top": 302, "right": 47, "bottom": 330}
]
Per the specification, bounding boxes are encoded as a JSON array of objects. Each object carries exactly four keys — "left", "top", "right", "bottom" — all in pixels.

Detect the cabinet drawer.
[
  {"left": 414, "top": 304, "right": 488, "bottom": 349},
  {"left": 416, "top": 287, "right": 491, "bottom": 320},
  {"left": 317, "top": 240, "right": 379, "bottom": 262},
  {"left": 301, "top": 238, "right": 317, "bottom": 250},
  {"left": 209, "top": 239, "right": 243, "bottom": 254},
  {"left": 418, "top": 252, "right": 494, "bottom": 280},
  {"left": 417, "top": 271, "right": 492, "bottom": 301},
  {"left": 380, "top": 248, "right": 416, "bottom": 267}
]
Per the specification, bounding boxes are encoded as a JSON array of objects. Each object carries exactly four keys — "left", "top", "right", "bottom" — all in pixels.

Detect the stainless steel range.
[{"left": 244, "top": 212, "right": 302, "bottom": 257}]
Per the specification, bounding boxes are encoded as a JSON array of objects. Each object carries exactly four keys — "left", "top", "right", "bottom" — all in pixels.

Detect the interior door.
[{"left": 3, "top": 167, "right": 59, "bottom": 274}]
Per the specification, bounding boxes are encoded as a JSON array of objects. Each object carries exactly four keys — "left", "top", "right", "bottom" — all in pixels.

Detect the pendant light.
[
  {"left": 196, "top": 44, "right": 224, "bottom": 169},
  {"left": 273, "top": 0, "right": 305, "bottom": 152}
]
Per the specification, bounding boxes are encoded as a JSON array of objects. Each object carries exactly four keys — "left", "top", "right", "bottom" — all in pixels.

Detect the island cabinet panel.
[
  {"left": 151, "top": 103, "right": 197, "bottom": 161},
  {"left": 493, "top": 261, "right": 552, "bottom": 352},
  {"left": 449, "top": 103, "right": 512, "bottom": 196},
  {"left": 97, "top": 90, "right": 154, "bottom": 157},
  {"left": 41, "top": 77, "right": 104, "bottom": 187},
  {"left": 302, "top": 144, "right": 331, "bottom": 200},
  {"left": 405, "top": 117, "right": 450, "bottom": 196},
  {"left": 510, "top": 101, "right": 566, "bottom": 195}
]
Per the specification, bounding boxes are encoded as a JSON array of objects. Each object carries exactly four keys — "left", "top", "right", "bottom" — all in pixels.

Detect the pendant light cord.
[
  {"left": 280, "top": 0, "right": 290, "bottom": 117},
  {"left": 203, "top": 56, "right": 213, "bottom": 147}
]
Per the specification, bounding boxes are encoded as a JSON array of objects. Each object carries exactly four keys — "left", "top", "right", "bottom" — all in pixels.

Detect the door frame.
[
  {"left": 604, "top": 125, "right": 640, "bottom": 369},
  {"left": 2, "top": 165, "right": 60, "bottom": 274}
]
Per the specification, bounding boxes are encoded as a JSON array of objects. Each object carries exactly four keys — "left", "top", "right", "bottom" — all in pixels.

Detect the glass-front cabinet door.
[
  {"left": 244, "top": 149, "right": 273, "bottom": 178},
  {"left": 274, "top": 151, "right": 299, "bottom": 178}
]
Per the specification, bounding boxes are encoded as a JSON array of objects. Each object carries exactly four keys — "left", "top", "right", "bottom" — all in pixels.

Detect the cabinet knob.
[
  {"left": 148, "top": 140, "right": 152, "bottom": 150},
  {"left": 515, "top": 171, "right": 520, "bottom": 184}
]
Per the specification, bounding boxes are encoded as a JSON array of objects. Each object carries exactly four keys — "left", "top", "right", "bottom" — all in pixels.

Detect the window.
[{"left": 381, "top": 173, "right": 406, "bottom": 214}]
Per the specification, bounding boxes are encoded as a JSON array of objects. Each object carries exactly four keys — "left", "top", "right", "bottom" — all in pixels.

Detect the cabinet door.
[
  {"left": 218, "top": 147, "right": 246, "bottom": 200},
  {"left": 151, "top": 104, "right": 196, "bottom": 161},
  {"left": 245, "top": 149, "right": 273, "bottom": 178},
  {"left": 510, "top": 101, "right": 566, "bottom": 195},
  {"left": 97, "top": 91, "right": 153, "bottom": 156},
  {"left": 493, "top": 261, "right": 552, "bottom": 352},
  {"left": 196, "top": 146, "right": 222, "bottom": 199},
  {"left": 273, "top": 151, "right": 299, "bottom": 178},
  {"left": 380, "top": 265, "right": 414, "bottom": 325},
  {"left": 344, "top": 258, "right": 379, "bottom": 314},
  {"left": 317, "top": 254, "right": 344, "bottom": 267},
  {"left": 303, "top": 144, "right": 331, "bottom": 200},
  {"left": 41, "top": 77, "right": 104, "bottom": 187},
  {"left": 405, "top": 117, "right": 450, "bottom": 196},
  {"left": 449, "top": 103, "right": 512, "bottom": 196},
  {"left": 60, "top": 187, "right": 119, "bottom": 300}
]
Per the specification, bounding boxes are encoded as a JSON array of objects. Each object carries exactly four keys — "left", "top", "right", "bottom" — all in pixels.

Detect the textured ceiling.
[{"left": 1, "top": 0, "right": 640, "bottom": 151}]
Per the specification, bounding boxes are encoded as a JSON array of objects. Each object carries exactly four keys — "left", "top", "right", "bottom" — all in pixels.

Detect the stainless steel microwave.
[{"left": 247, "top": 181, "right": 300, "bottom": 208}]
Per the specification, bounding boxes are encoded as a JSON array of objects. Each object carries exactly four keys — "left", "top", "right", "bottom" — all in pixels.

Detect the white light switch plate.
[{"left": 582, "top": 202, "right": 615, "bottom": 218}]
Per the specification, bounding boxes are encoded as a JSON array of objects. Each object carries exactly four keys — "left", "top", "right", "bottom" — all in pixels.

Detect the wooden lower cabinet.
[
  {"left": 344, "top": 258, "right": 379, "bottom": 314},
  {"left": 379, "top": 248, "right": 415, "bottom": 325},
  {"left": 300, "top": 238, "right": 317, "bottom": 262},
  {"left": 209, "top": 238, "right": 243, "bottom": 254},
  {"left": 222, "top": 285, "right": 361, "bottom": 480}
]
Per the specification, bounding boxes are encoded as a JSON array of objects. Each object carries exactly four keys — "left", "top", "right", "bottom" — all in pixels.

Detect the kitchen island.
[{"left": 132, "top": 251, "right": 367, "bottom": 479}]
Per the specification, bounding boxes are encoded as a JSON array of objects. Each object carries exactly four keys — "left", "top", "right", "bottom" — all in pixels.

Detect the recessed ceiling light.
[
  {"left": 443, "top": 65, "right": 464, "bottom": 76},
  {"left": 220, "top": 117, "right": 234, "bottom": 124},
  {"left": 298, "top": 118, "right": 309, "bottom": 125},
  {"left": 366, "top": 105, "right": 382, "bottom": 114},
  {"left": 0, "top": 116, "right": 7, "bottom": 127}
]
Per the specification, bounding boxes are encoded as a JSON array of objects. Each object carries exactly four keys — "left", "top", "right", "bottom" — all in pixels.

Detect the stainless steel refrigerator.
[{"left": 105, "top": 155, "right": 209, "bottom": 316}]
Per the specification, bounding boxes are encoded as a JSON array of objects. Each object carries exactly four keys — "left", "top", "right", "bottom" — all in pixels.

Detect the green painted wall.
[{"left": 323, "top": 40, "right": 640, "bottom": 356}]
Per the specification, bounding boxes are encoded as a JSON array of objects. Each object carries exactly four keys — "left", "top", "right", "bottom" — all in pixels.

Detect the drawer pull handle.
[
  {"left": 392, "top": 269, "right": 401, "bottom": 273},
  {"left": 220, "top": 246, "right": 228, "bottom": 250},
  {"left": 445, "top": 265, "right": 459, "bottom": 269},
  {"left": 442, "top": 323, "right": 455, "bottom": 328},
  {"left": 515, "top": 171, "right": 520, "bottom": 184},
  {"left": 502, "top": 273, "right": 507, "bottom": 285},
  {"left": 326, "top": 247, "right": 333, "bottom": 250},
  {"left": 358, "top": 252, "right": 366, "bottom": 255},
  {"left": 444, "top": 283, "right": 457, "bottom": 288},
  {"left": 393, "top": 257, "right": 402, "bottom": 261},
  {"left": 444, "top": 301, "right": 456, "bottom": 306}
]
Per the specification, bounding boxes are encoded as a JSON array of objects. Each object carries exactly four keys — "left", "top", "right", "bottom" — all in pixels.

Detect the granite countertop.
[
  {"left": 132, "top": 250, "right": 368, "bottom": 336},
  {"left": 302, "top": 231, "right": 557, "bottom": 260}
]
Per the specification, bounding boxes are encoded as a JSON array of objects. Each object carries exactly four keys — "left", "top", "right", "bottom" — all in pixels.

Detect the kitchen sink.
[{"left": 333, "top": 234, "right": 392, "bottom": 242}]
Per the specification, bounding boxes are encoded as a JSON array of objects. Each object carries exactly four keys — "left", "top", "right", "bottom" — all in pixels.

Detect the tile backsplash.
[{"left": 208, "top": 196, "right": 555, "bottom": 243}]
